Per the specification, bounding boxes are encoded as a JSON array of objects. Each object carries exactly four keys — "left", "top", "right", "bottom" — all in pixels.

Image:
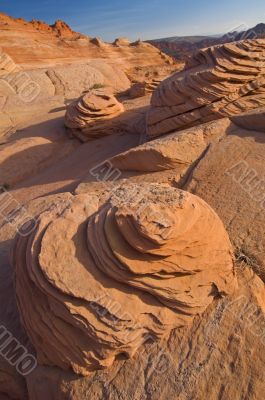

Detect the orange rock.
[
  {"left": 0, "top": 12, "right": 174, "bottom": 71},
  {"left": 110, "top": 127, "right": 207, "bottom": 172},
  {"left": 147, "top": 39, "right": 265, "bottom": 138},
  {"left": 64, "top": 89, "right": 124, "bottom": 139},
  {"left": 127, "top": 79, "right": 162, "bottom": 98},
  {"left": 13, "top": 184, "right": 237, "bottom": 375},
  {"left": 113, "top": 37, "right": 131, "bottom": 46}
]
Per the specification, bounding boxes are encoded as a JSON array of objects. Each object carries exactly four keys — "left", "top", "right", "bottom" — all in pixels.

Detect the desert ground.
[{"left": 1, "top": 12, "right": 265, "bottom": 400}]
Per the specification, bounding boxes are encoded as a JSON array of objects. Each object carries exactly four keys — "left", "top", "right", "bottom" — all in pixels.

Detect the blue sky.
[{"left": 1, "top": 0, "right": 265, "bottom": 41}]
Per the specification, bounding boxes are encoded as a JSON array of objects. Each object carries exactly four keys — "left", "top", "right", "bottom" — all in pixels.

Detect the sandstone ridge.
[
  {"left": 0, "top": 13, "right": 80, "bottom": 39},
  {"left": 0, "top": 12, "right": 174, "bottom": 70},
  {"left": 147, "top": 39, "right": 265, "bottom": 138}
]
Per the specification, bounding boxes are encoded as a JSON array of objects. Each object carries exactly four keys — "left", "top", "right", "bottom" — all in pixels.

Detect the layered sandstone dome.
[
  {"left": 64, "top": 89, "right": 124, "bottom": 139},
  {"left": 13, "top": 184, "right": 237, "bottom": 376},
  {"left": 147, "top": 39, "right": 265, "bottom": 138}
]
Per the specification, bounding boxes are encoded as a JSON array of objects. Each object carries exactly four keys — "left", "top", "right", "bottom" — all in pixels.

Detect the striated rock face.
[
  {"left": 128, "top": 79, "right": 163, "bottom": 98},
  {"left": 0, "top": 51, "right": 21, "bottom": 75},
  {"left": 64, "top": 89, "right": 124, "bottom": 139},
  {"left": 13, "top": 184, "right": 236, "bottom": 376},
  {"left": 0, "top": 12, "right": 174, "bottom": 71},
  {"left": 147, "top": 39, "right": 265, "bottom": 138},
  {"left": 0, "top": 12, "right": 177, "bottom": 139}
]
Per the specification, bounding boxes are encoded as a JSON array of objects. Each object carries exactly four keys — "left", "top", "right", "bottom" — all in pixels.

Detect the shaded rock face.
[
  {"left": 127, "top": 82, "right": 147, "bottom": 99},
  {"left": 90, "top": 37, "right": 106, "bottom": 47},
  {"left": 64, "top": 89, "right": 124, "bottom": 139},
  {"left": 147, "top": 39, "right": 265, "bottom": 138},
  {"left": 13, "top": 184, "right": 236, "bottom": 376},
  {"left": 0, "top": 136, "right": 76, "bottom": 187}
]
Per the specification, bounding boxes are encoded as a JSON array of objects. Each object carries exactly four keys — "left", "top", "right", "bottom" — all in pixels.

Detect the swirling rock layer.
[
  {"left": 65, "top": 89, "right": 124, "bottom": 139},
  {"left": 13, "top": 184, "right": 237, "bottom": 375},
  {"left": 147, "top": 39, "right": 265, "bottom": 138}
]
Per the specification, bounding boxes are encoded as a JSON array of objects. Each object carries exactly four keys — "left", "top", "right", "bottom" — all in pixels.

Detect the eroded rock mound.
[
  {"left": 147, "top": 39, "right": 265, "bottom": 138},
  {"left": 13, "top": 184, "right": 237, "bottom": 376},
  {"left": 64, "top": 89, "right": 124, "bottom": 139}
]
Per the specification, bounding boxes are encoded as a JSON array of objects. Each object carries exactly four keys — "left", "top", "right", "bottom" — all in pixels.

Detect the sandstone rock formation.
[
  {"left": 113, "top": 37, "right": 131, "bottom": 46},
  {"left": 50, "top": 20, "right": 77, "bottom": 38},
  {"left": 128, "top": 79, "right": 163, "bottom": 98},
  {"left": 110, "top": 127, "right": 207, "bottom": 172},
  {"left": 0, "top": 12, "right": 179, "bottom": 141},
  {"left": 0, "top": 52, "right": 20, "bottom": 76},
  {"left": 0, "top": 193, "right": 75, "bottom": 400},
  {"left": 2, "top": 11, "right": 265, "bottom": 399},
  {"left": 64, "top": 89, "right": 124, "bottom": 139},
  {"left": 0, "top": 60, "right": 131, "bottom": 140},
  {"left": 184, "top": 109, "right": 265, "bottom": 281},
  {"left": 127, "top": 82, "right": 147, "bottom": 98},
  {"left": 0, "top": 13, "right": 174, "bottom": 71},
  {"left": 13, "top": 184, "right": 236, "bottom": 376},
  {"left": 90, "top": 37, "right": 106, "bottom": 47},
  {"left": 25, "top": 266, "right": 265, "bottom": 400},
  {"left": 147, "top": 39, "right": 265, "bottom": 138}
]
